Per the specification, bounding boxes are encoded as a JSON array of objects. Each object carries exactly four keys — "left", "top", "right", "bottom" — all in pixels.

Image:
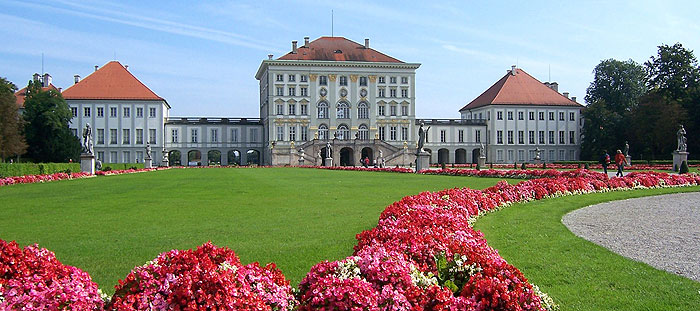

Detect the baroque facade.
[{"left": 37, "top": 36, "right": 581, "bottom": 166}]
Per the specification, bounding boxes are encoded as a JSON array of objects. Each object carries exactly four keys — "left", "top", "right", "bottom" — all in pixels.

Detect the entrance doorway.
[
  {"left": 340, "top": 147, "right": 354, "bottom": 166},
  {"left": 361, "top": 147, "right": 373, "bottom": 165}
]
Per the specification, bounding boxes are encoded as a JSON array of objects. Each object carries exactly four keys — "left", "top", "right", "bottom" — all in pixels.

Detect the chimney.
[
  {"left": 571, "top": 96, "right": 577, "bottom": 102},
  {"left": 563, "top": 92, "right": 569, "bottom": 99},
  {"left": 510, "top": 65, "right": 517, "bottom": 75},
  {"left": 304, "top": 36, "right": 310, "bottom": 47},
  {"left": 32, "top": 73, "right": 40, "bottom": 82},
  {"left": 364, "top": 38, "right": 370, "bottom": 49},
  {"left": 58, "top": 87, "right": 62, "bottom": 92},
  {"left": 42, "top": 73, "right": 51, "bottom": 87},
  {"left": 74, "top": 75, "right": 80, "bottom": 84},
  {"left": 292, "top": 40, "right": 298, "bottom": 53},
  {"left": 268, "top": 54, "right": 273, "bottom": 60},
  {"left": 550, "top": 82, "right": 558, "bottom": 92},
  {"left": 125, "top": 65, "right": 129, "bottom": 71},
  {"left": 94, "top": 65, "right": 98, "bottom": 72}
]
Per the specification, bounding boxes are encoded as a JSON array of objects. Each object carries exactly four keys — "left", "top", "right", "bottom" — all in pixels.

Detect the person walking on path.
[
  {"left": 600, "top": 150, "right": 610, "bottom": 174},
  {"left": 614, "top": 149, "right": 628, "bottom": 177}
]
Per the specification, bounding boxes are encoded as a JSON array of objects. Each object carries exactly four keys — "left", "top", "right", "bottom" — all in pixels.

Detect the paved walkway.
[{"left": 562, "top": 192, "right": 700, "bottom": 282}]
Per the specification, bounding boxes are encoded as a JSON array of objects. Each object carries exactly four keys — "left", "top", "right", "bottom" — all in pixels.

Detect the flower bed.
[
  {"left": 431, "top": 163, "right": 681, "bottom": 170},
  {"left": 420, "top": 168, "right": 608, "bottom": 179},
  {"left": 95, "top": 167, "right": 161, "bottom": 176},
  {"left": 0, "top": 171, "right": 92, "bottom": 187},
  {"left": 300, "top": 165, "right": 414, "bottom": 173}
]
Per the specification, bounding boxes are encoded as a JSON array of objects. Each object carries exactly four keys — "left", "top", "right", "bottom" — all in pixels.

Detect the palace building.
[{"left": 34, "top": 36, "right": 581, "bottom": 166}]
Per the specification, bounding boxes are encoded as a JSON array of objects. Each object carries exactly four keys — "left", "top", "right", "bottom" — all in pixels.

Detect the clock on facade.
[
  {"left": 360, "top": 88, "right": 368, "bottom": 97},
  {"left": 340, "top": 88, "right": 348, "bottom": 97},
  {"left": 319, "top": 88, "right": 327, "bottom": 97}
]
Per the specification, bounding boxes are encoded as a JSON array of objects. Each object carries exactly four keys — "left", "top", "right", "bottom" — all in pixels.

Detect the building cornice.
[{"left": 255, "top": 60, "right": 421, "bottom": 80}]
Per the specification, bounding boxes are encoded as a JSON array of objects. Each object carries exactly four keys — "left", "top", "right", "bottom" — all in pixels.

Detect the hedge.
[
  {"left": 0, "top": 163, "right": 81, "bottom": 178},
  {"left": 100, "top": 163, "right": 145, "bottom": 171}
]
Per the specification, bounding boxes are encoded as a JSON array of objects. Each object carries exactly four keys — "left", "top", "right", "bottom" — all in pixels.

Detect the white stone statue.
[
  {"left": 379, "top": 150, "right": 383, "bottom": 158},
  {"left": 417, "top": 122, "right": 430, "bottom": 153},
  {"left": 677, "top": 125, "right": 687, "bottom": 152},
  {"left": 325, "top": 142, "right": 331, "bottom": 158},
  {"left": 299, "top": 148, "right": 305, "bottom": 161},
  {"left": 314, "top": 131, "right": 319, "bottom": 140},
  {"left": 145, "top": 143, "right": 152, "bottom": 159},
  {"left": 624, "top": 141, "right": 629, "bottom": 157},
  {"left": 479, "top": 143, "right": 485, "bottom": 158},
  {"left": 82, "top": 123, "right": 94, "bottom": 155},
  {"left": 534, "top": 147, "right": 541, "bottom": 160}
]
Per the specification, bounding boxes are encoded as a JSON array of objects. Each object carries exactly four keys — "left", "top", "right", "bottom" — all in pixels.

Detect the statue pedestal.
[
  {"left": 144, "top": 157, "right": 153, "bottom": 169},
  {"left": 324, "top": 157, "right": 333, "bottom": 167},
  {"left": 298, "top": 159, "right": 305, "bottom": 166},
  {"left": 478, "top": 156, "right": 486, "bottom": 168},
  {"left": 415, "top": 152, "right": 430, "bottom": 173},
  {"left": 80, "top": 153, "right": 95, "bottom": 174},
  {"left": 625, "top": 155, "right": 632, "bottom": 166},
  {"left": 673, "top": 151, "right": 689, "bottom": 171},
  {"left": 162, "top": 157, "right": 169, "bottom": 167}
]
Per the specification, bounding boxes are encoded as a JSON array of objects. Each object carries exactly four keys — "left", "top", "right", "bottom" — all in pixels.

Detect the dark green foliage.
[
  {"left": 680, "top": 161, "right": 689, "bottom": 174},
  {"left": 514, "top": 162, "right": 518, "bottom": 169},
  {"left": 577, "top": 163, "right": 582, "bottom": 169},
  {"left": 542, "top": 162, "right": 547, "bottom": 169},
  {"left": 22, "top": 81, "right": 80, "bottom": 162},
  {"left": 521, "top": 163, "right": 526, "bottom": 170},
  {"left": 0, "top": 163, "right": 80, "bottom": 177},
  {"left": 441, "top": 162, "right": 446, "bottom": 170},
  {"left": 0, "top": 77, "right": 27, "bottom": 161},
  {"left": 476, "top": 162, "right": 481, "bottom": 170},
  {"left": 584, "top": 163, "right": 590, "bottom": 170}
]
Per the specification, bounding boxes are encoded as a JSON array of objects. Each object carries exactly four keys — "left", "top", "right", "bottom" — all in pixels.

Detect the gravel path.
[{"left": 562, "top": 192, "right": 700, "bottom": 282}]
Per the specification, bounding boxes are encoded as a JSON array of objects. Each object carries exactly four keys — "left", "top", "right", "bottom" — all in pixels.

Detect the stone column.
[
  {"left": 80, "top": 153, "right": 95, "bottom": 174},
  {"left": 415, "top": 151, "right": 430, "bottom": 172},
  {"left": 673, "top": 151, "right": 689, "bottom": 171}
]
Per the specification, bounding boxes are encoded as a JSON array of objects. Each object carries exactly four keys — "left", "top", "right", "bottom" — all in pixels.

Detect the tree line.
[{"left": 581, "top": 43, "right": 700, "bottom": 161}]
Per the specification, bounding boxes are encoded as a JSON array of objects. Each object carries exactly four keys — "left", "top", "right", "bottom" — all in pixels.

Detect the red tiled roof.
[
  {"left": 277, "top": 37, "right": 403, "bottom": 63},
  {"left": 459, "top": 68, "right": 582, "bottom": 111},
  {"left": 15, "top": 84, "right": 59, "bottom": 108},
  {"left": 62, "top": 61, "right": 164, "bottom": 101}
]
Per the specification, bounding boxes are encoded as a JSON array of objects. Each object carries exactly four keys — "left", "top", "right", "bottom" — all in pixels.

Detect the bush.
[
  {"left": 514, "top": 162, "right": 518, "bottom": 169},
  {"left": 542, "top": 162, "right": 547, "bottom": 169},
  {"left": 100, "top": 163, "right": 144, "bottom": 170},
  {"left": 441, "top": 162, "right": 447, "bottom": 170},
  {"left": 584, "top": 163, "right": 590, "bottom": 170},
  {"left": 680, "top": 161, "right": 689, "bottom": 174},
  {"left": 521, "top": 163, "right": 527, "bottom": 170},
  {"left": 0, "top": 163, "right": 80, "bottom": 177},
  {"left": 476, "top": 162, "right": 481, "bottom": 171}
]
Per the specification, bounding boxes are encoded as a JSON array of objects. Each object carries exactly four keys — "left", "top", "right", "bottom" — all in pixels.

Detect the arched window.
[
  {"left": 336, "top": 102, "right": 350, "bottom": 119},
  {"left": 358, "top": 102, "right": 369, "bottom": 119},
  {"left": 317, "top": 101, "right": 329, "bottom": 119},
  {"left": 358, "top": 124, "right": 369, "bottom": 140},
  {"left": 337, "top": 124, "right": 350, "bottom": 140},
  {"left": 319, "top": 124, "right": 329, "bottom": 140}
]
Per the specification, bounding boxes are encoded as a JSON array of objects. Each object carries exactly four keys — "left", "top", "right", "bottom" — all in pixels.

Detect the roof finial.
[{"left": 331, "top": 10, "right": 334, "bottom": 37}]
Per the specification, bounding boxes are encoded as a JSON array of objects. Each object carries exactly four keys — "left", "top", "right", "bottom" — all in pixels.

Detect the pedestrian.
[
  {"left": 614, "top": 149, "right": 628, "bottom": 177},
  {"left": 364, "top": 157, "right": 370, "bottom": 168},
  {"left": 600, "top": 150, "right": 610, "bottom": 174}
]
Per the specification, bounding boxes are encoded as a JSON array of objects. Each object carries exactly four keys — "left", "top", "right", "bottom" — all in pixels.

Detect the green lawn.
[
  {"left": 0, "top": 167, "right": 513, "bottom": 293},
  {"left": 474, "top": 187, "right": 700, "bottom": 311}
]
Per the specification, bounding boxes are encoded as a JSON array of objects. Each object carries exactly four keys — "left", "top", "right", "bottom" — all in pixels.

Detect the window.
[
  {"left": 518, "top": 111, "right": 523, "bottom": 120},
  {"left": 539, "top": 131, "right": 545, "bottom": 144},
  {"left": 210, "top": 129, "right": 217, "bottom": 143},
  {"left": 335, "top": 125, "right": 349, "bottom": 140},
  {"left": 401, "top": 77, "right": 408, "bottom": 84},
  {"left": 110, "top": 107, "right": 117, "bottom": 118},
  {"left": 276, "top": 126, "right": 284, "bottom": 141},
  {"left": 301, "top": 126, "right": 308, "bottom": 141},
  {"left": 569, "top": 112, "right": 575, "bottom": 121},
  {"left": 289, "top": 126, "right": 296, "bottom": 141},
  {"left": 401, "top": 89, "right": 408, "bottom": 98},
  {"left": 559, "top": 112, "right": 564, "bottom": 121},
  {"left": 549, "top": 112, "right": 554, "bottom": 120},
  {"left": 300, "top": 87, "right": 308, "bottom": 96},
  {"left": 300, "top": 103, "right": 308, "bottom": 115},
  {"left": 507, "top": 131, "right": 513, "bottom": 144},
  {"left": 230, "top": 128, "right": 238, "bottom": 142},
  {"left": 71, "top": 107, "right": 77, "bottom": 117},
  {"left": 358, "top": 102, "right": 369, "bottom": 119},
  {"left": 97, "top": 151, "right": 104, "bottom": 162},
  {"left": 401, "top": 105, "right": 408, "bottom": 116},
  {"left": 250, "top": 128, "right": 259, "bottom": 142},
  {"left": 529, "top": 131, "right": 535, "bottom": 144},
  {"left": 379, "top": 126, "right": 386, "bottom": 140},
  {"left": 401, "top": 126, "right": 408, "bottom": 141},
  {"left": 359, "top": 76, "right": 368, "bottom": 86},
  {"left": 123, "top": 151, "right": 130, "bottom": 163},
  {"left": 319, "top": 124, "right": 329, "bottom": 140},
  {"left": 559, "top": 150, "right": 566, "bottom": 161},
  {"left": 390, "top": 126, "right": 397, "bottom": 141},
  {"left": 336, "top": 102, "right": 350, "bottom": 119},
  {"left": 339, "top": 76, "right": 348, "bottom": 86},
  {"left": 191, "top": 129, "right": 198, "bottom": 143},
  {"left": 172, "top": 129, "right": 179, "bottom": 143},
  {"left": 317, "top": 101, "right": 329, "bottom": 118},
  {"left": 359, "top": 124, "right": 369, "bottom": 140},
  {"left": 319, "top": 75, "right": 327, "bottom": 85},
  {"left": 300, "top": 75, "right": 307, "bottom": 82},
  {"left": 97, "top": 107, "right": 104, "bottom": 118},
  {"left": 390, "top": 105, "right": 397, "bottom": 116},
  {"left": 288, "top": 74, "right": 295, "bottom": 82},
  {"left": 136, "top": 151, "right": 143, "bottom": 163},
  {"left": 288, "top": 87, "right": 296, "bottom": 96},
  {"left": 378, "top": 76, "right": 385, "bottom": 84},
  {"left": 110, "top": 151, "right": 117, "bottom": 162},
  {"left": 549, "top": 150, "right": 555, "bottom": 161},
  {"left": 497, "top": 131, "right": 503, "bottom": 144},
  {"left": 507, "top": 150, "right": 514, "bottom": 162},
  {"left": 123, "top": 107, "right": 130, "bottom": 118},
  {"left": 569, "top": 150, "right": 575, "bottom": 161},
  {"left": 458, "top": 130, "right": 464, "bottom": 143},
  {"left": 136, "top": 107, "right": 143, "bottom": 118},
  {"left": 378, "top": 88, "right": 385, "bottom": 98},
  {"left": 122, "top": 129, "right": 130, "bottom": 144},
  {"left": 276, "top": 87, "right": 283, "bottom": 96},
  {"left": 475, "top": 130, "right": 481, "bottom": 143},
  {"left": 440, "top": 130, "right": 446, "bottom": 143},
  {"left": 84, "top": 107, "right": 91, "bottom": 117},
  {"left": 539, "top": 112, "right": 544, "bottom": 120},
  {"left": 559, "top": 131, "right": 565, "bottom": 144},
  {"left": 529, "top": 111, "right": 534, "bottom": 120},
  {"left": 276, "top": 74, "right": 283, "bottom": 82},
  {"left": 276, "top": 104, "right": 284, "bottom": 115},
  {"left": 146, "top": 129, "right": 154, "bottom": 146},
  {"left": 548, "top": 131, "right": 555, "bottom": 144},
  {"left": 518, "top": 131, "right": 524, "bottom": 144},
  {"left": 497, "top": 111, "right": 503, "bottom": 120},
  {"left": 110, "top": 129, "right": 117, "bottom": 144},
  {"left": 518, "top": 150, "right": 525, "bottom": 162},
  {"left": 97, "top": 129, "right": 104, "bottom": 144},
  {"left": 507, "top": 111, "right": 513, "bottom": 120},
  {"left": 390, "top": 89, "right": 397, "bottom": 98},
  {"left": 148, "top": 107, "right": 156, "bottom": 118},
  {"left": 497, "top": 150, "right": 504, "bottom": 162},
  {"left": 390, "top": 76, "right": 397, "bottom": 84},
  {"left": 136, "top": 129, "right": 144, "bottom": 144},
  {"left": 569, "top": 131, "right": 575, "bottom": 144},
  {"left": 288, "top": 103, "right": 296, "bottom": 115},
  {"left": 378, "top": 105, "right": 385, "bottom": 116}
]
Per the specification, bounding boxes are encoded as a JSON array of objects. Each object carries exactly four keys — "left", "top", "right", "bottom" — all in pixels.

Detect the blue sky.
[{"left": 2, "top": 0, "right": 699, "bottom": 118}]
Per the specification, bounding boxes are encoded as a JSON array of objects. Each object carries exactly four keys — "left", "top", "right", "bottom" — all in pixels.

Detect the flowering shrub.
[
  {"left": 0, "top": 240, "right": 104, "bottom": 310},
  {"left": 0, "top": 172, "right": 92, "bottom": 187},
  {"left": 95, "top": 167, "right": 162, "bottom": 176},
  {"left": 106, "top": 242, "right": 295, "bottom": 311},
  {"left": 301, "top": 165, "right": 414, "bottom": 173},
  {"left": 420, "top": 168, "right": 608, "bottom": 180},
  {"left": 430, "top": 163, "right": 681, "bottom": 170}
]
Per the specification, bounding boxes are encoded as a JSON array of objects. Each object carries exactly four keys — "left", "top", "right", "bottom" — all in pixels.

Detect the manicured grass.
[
  {"left": 474, "top": 187, "right": 700, "bottom": 311},
  {"left": 0, "top": 167, "right": 514, "bottom": 293}
]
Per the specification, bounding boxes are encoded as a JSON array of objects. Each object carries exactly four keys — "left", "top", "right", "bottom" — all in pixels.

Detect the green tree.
[
  {"left": 0, "top": 77, "right": 27, "bottom": 162},
  {"left": 628, "top": 92, "right": 686, "bottom": 159},
  {"left": 581, "top": 59, "right": 645, "bottom": 160},
  {"left": 22, "top": 80, "right": 81, "bottom": 162}
]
